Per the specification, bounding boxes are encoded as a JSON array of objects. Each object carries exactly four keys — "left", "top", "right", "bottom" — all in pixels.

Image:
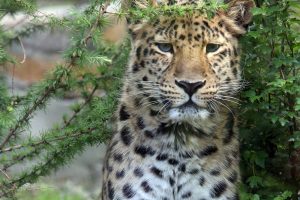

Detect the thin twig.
[
  {"left": 1, "top": 132, "right": 89, "bottom": 155},
  {"left": 0, "top": 65, "right": 72, "bottom": 150},
  {"left": 18, "top": 36, "right": 26, "bottom": 64},
  {"left": 0, "top": 169, "right": 17, "bottom": 198},
  {"left": 0, "top": 169, "right": 10, "bottom": 180},
  {"left": 0, "top": 126, "right": 98, "bottom": 198},
  {"left": 83, "top": 3, "right": 110, "bottom": 45},
  {"left": 11, "top": 64, "right": 15, "bottom": 96},
  {"left": 1, "top": 146, "right": 44, "bottom": 171},
  {"left": 63, "top": 86, "right": 98, "bottom": 128},
  {"left": 0, "top": 85, "right": 98, "bottom": 154}
]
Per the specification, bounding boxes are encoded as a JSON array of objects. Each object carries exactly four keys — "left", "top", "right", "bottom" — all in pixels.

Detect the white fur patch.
[{"left": 168, "top": 108, "right": 210, "bottom": 122}]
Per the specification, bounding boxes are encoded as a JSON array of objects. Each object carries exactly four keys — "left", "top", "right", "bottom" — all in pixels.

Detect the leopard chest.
[{"left": 102, "top": 130, "right": 239, "bottom": 200}]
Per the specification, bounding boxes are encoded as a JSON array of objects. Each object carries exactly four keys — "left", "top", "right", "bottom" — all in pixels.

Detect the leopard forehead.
[
  {"left": 130, "top": 15, "right": 240, "bottom": 73},
  {"left": 145, "top": 16, "right": 228, "bottom": 41}
]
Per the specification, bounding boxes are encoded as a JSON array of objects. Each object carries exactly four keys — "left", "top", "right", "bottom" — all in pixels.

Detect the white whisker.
[
  {"left": 214, "top": 96, "right": 241, "bottom": 105},
  {"left": 211, "top": 99, "right": 235, "bottom": 117},
  {"left": 158, "top": 101, "right": 171, "bottom": 115},
  {"left": 215, "top": 94, "right": 241, "bottom": 102}
]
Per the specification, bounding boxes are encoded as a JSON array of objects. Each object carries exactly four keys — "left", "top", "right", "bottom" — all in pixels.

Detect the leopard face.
[{"left": 127, "top": 1, "right": 254, "bottom": 123}]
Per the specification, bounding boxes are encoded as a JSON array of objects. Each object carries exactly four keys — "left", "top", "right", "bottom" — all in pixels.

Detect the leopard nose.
[{"left": 175, "top": 80, "right": 206, "bottom": 96}]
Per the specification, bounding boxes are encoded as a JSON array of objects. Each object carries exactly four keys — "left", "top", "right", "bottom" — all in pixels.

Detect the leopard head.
[{"left": 126, "top": 0, "right": 255, "bottom": 123}]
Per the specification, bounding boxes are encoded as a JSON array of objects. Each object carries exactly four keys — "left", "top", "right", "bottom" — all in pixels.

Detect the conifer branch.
[
  {"left": 0, "top": 2, "right": 110, "bottom": 151},
  {"left": 0, "top": 86, "right": 98, "bottom": 154},
  {"left": 0, "top": 66, "right": 72, "bottom": 150}
]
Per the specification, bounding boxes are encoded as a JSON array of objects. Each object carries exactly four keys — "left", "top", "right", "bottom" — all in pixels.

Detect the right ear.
[{"left": 218, "top": 0, "right": 255, "bottom": 35}]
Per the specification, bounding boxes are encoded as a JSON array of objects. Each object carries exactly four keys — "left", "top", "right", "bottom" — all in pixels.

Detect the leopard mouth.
[
  {"left": 177, "top": 99, "right": 204, "bottom": 110},
  {"left": 168, "top": 99, "right": 210, "bottom": 121},
  {"left": 176, "top": 98, "right": 209, "bottom": 111}
]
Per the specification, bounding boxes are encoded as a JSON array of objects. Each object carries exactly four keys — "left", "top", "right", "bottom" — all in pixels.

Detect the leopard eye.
[
  {"left": 206, "top": 43, "right": 220, "bottom": 53},
  {"left": 155, "top": 43, "right": 173, "bottom": 53}
]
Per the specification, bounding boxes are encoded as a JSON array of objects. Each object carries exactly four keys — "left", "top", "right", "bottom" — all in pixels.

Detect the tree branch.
[
  {"left": 0, "top": 3, "right": 110, "bottom": 150},
  {"left": 0, "top": 85, "right": 98, "bottom": 154}
]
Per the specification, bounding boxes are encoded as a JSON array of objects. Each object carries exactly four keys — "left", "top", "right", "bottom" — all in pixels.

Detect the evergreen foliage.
[
  {"left": 239, "top": 0, "right": 300, "bottom": 199},
  {"left": 0, "top": 0, "right": 299, "bottom": 199}
]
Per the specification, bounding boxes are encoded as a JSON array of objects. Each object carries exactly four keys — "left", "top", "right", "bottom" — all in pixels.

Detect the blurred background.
[{"left": 1, "top": 0, "right": 125, "bottom": 199}]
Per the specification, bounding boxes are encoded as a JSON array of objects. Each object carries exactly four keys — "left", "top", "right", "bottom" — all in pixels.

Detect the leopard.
[{"left": 101, "top": 0, "right": 255, "bottom": 199}]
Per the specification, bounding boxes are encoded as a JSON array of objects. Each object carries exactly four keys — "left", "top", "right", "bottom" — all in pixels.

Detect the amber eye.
[
  {"left": 155, "top": 43, "right": 173, "bottom": 53},
  {"left": 206, "top": 43, "right": 220, "bottom": 53}
]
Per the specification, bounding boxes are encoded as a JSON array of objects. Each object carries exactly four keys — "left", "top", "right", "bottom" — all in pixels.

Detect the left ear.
[
  {"left": 218, "top": 0, "right": 255, "bottom": 35},
  {"left": 123, "top": 0, "right": 158, "bottom": 35}
]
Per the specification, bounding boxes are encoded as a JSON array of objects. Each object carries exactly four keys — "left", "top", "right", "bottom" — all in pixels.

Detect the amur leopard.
[{"left": 101, "top": 0, "right": 255, "bottom": 199}]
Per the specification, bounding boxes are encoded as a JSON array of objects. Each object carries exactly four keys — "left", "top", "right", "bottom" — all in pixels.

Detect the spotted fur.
[{"left": 101, "top": 0, "right": 255, "bottom": 199}]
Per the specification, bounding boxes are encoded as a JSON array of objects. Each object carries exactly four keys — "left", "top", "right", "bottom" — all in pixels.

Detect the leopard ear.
[
  {"left": 219, "top": 0, "right": 255, "bottom": 35},
  {"left": 125, "top": 0, "right": 158, "bottom": 9},
  {"left": 123, "top": 0, "right": 158, "bottom": 34}
]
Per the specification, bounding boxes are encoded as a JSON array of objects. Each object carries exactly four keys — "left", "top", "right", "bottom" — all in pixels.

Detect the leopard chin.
[{"left": 168, "top": 107, "right": 210, "bottom": 122}]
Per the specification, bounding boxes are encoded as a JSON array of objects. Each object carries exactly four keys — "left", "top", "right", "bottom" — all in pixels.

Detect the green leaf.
[
  {"left": 252, "top": 194, "right": 260, "bottom": 200},
  {"left": 274, "top": 191, "right": 293, "bottom": 200},
  {"left": 295, "top": 98, "right": 300, "bottom": 111},
  {"left": 243, "top": 90, "right": 260, "bottom": 103},
  {"left": 254, "top": 151, "right": 268, "bottom": 168},
  {"left": 252, "top": 7, "right": 267, "bottom": 16},
  {"left": 278, "top": 118, "right": 289, "bottom": 127},
  {"left": 271, "top": 115, "right": 278, "bottom": 124},
  {"left": 247, "top": 176, "right": 264, "bottom": 188}
]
